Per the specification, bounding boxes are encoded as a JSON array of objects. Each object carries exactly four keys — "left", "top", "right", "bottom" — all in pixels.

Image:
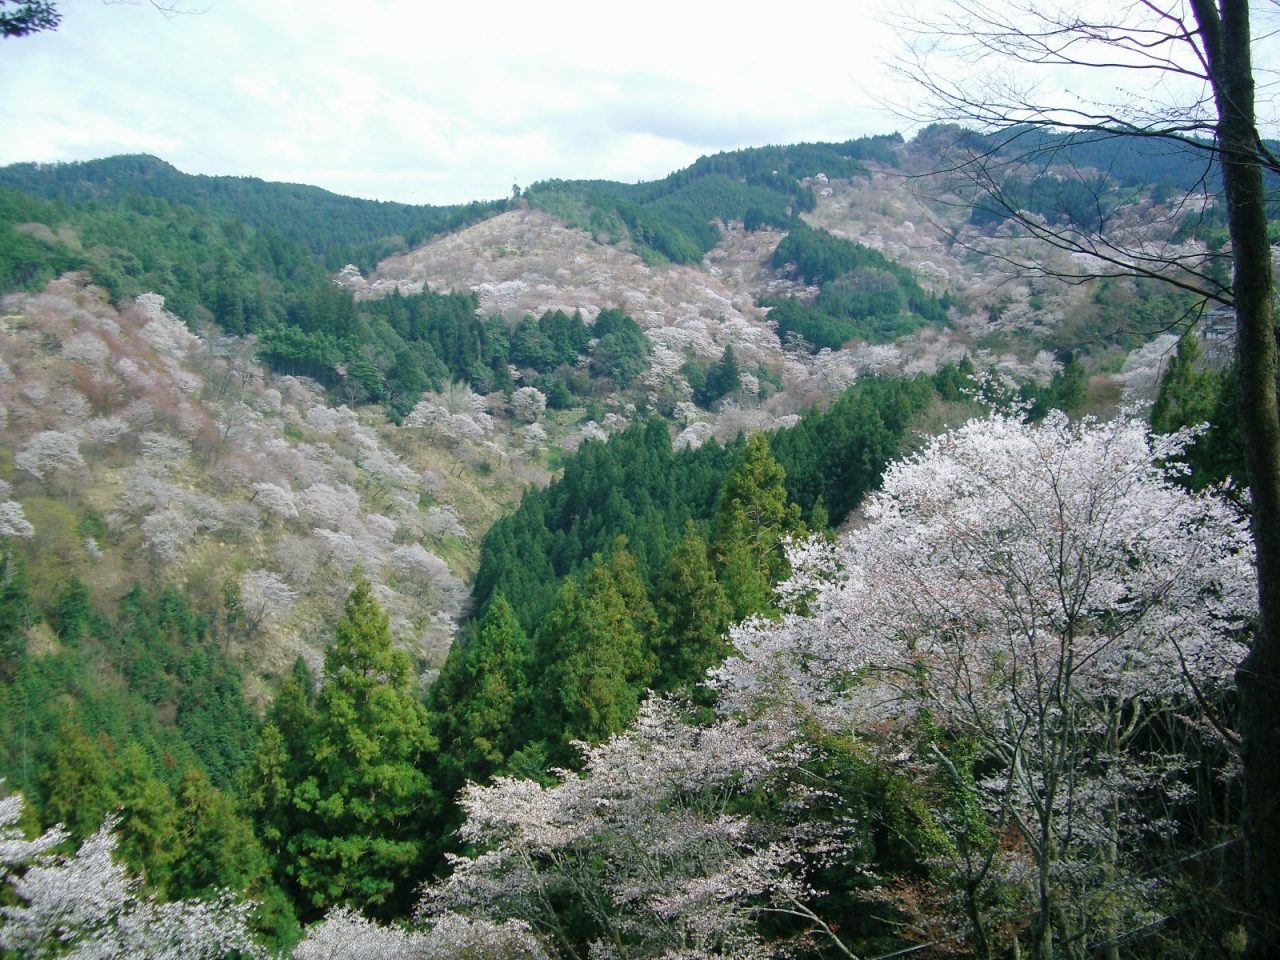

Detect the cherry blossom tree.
[
  {"left": 421, "top": 700, "right": 857, "bottom": 960},
  {"left": 0, "top": 504, "right": 33, "bottom": 540},
  {"left": 140, "top": 509, "right": 199, "bottom": 565},
  {"left": 892, "top": 6, "right": 1280, "bottom": 944},
  {"left": 84, "top": 416, "right": 130, "bottom": 448},
  {"left": 421, "top": 505, "right": 467, "bottom": 541},
  {"left": 390, "top": 543, "right": 463, "bottom": 609},
  {"left": 291, "top": 907, "right": 547, "bottom": 960},
  {"left": 0, "top": 483, "right": 32, "bottom": 540},
  {"left": 404, "top": 385, "right": 495, "bottom": 445},
  {"left": 0, "top": 789, "right": 261, "bottom": 959},
  {"left": 250, "top": 481, "right": 300, "bottom": 519},
  {"left": 209, "top": 401, "right": 261, "bottom": 466},
  {"left": 297, "top": 483, "right": 362, "bottom": 529},
  {"left": 14, "top": 430, "right": 84, "bottom": 482},
  {"left": 510, "top": 387, "right": 547, "bottom": 423},
  {"left": 717, "top": 410, "right": 1256, "bottom": 959},
  {"left": 239, "top": 569, "right": 297, "bottom": 636}
]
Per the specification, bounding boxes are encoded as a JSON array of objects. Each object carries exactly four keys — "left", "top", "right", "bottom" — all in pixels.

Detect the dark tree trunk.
[{"left": 1191, "top": 0, "right": 1280, "bottom": 954}]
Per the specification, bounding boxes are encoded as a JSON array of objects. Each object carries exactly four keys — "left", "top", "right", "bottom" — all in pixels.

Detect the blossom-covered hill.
[
  {"left": 340, "top": 138, "right": 1183, "bottom": 436},
  {"left": 0, "top": 275, "right": 561, "bottom": 684}
]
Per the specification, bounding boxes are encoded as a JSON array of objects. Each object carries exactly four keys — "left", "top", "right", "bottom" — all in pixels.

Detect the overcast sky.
[
  {"left": 0, "top": 0, "right": 905, "bottom": 204},
  {"left": 7, "top": 1, "right": 1278, "bottom": 206}
]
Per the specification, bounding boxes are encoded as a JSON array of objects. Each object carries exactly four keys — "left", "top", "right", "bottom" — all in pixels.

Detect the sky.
[
  {"left": 6, "top": 1, "right": 1279, "bottom": 207},
  {"left": 0, "top": 0, "right": 903, "bottom": 205}
]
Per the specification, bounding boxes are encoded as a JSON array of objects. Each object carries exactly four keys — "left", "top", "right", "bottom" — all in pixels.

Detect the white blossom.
[
  {"left": 1118, "top": 333, "right": 1180, "bottom": 403},
  {"left": 404, "top": 385, "right": 494, "bottom": 443},
  {"left": 250, "top": 482, "right": 299, "bottom": 519},
  {"left": 14, "top": 431, "right": 84, "bottom": 480},
  {"left": 297, "top": 483, "right": 361, "bottom": 528},
  {"left": 84, "top": 418, "right": 130, "bottom": 446},
  {"left": 0, "top": 791, "right": 66, "bottom": 868},
  {"left": 239, "top": 570, "right": 296, "bottom": 633},
  {"left": 136, "top": 294, "right": 200, "bottom": 359},
  {"left": 118, "top": 467, "right": 182, "bottom": 518},
  {"left": 510, "top": 387, "right": 547, "bottom": 423},
  {"left": 561, "top": 421, "right": 608, "bottom": 453},
  {"left": 140, "top": 509, "right": 199, "bottom": 564},
  {"left": 356, "top": 512, "right": 398, "bottom": 544},
  {"left": 0, "top": 502, "right": 33, "bottom": 539},
  {"left": 358, "top": 447, "right": 418, "bottom": 488},
  {"left": 0, "top": 790, "right": 260, "bottom": 960},
  {"left": 61, "top": 333, "right": 109, "bottom": 368},
  {"left": 421, "top": 700, "right": 828, "bottom": 959},
  {"left": 311, "top": 529, "right": 383, "bottom": 574},
  {"left": 520, "top": 423, "right": 548, "bottom": 448},
  {"left": 306, "top": 404, "right": 360, "bottom": 435},
  {"left": 52, "top": 390, "right": 91, "bottom": 422},
  {"left": 673, "top": 422, "right": 715, "bottom": 452},
  {"left": 139, "top": 433, "right": 190, "bottom": 469},
  {"left": 717, "top": 410, "right": 1256, "bottom": 945},
  {"left": 292, "top": 907, "right": 547, "bottom": 960},
  {"left": 422, "top": 505, "right": 467, "bottom": 540},
  {"left": 291, "top": 907, "right": 424, "bottom": 960}
]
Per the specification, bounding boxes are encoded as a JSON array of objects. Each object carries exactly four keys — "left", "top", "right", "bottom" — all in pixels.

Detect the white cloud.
[{"left": 0, "top": 0, "right": 899, "bottom": 202}]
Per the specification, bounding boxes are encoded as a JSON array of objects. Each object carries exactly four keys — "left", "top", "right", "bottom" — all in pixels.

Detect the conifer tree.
[
  {"left": 1151, "top": 332, "right": 1218, "bottom": 435},
  {"left": 533, "top": 544, "right": 657, "bottom": 761},
  {"left": 654, "top": 523, "right": 732, "bottom": 690},
  {"left": 704, "top": 344, "right": 742, "bottom": 404},
  {"left": 712, "top": 434, "right": 804, "bottom": 621},
  {"left": 171, "top": 766, "right": 269, "bottom": 900},
  {"left": 431, "top": 595, "right": 529, "bottom": 787},
  {"left": 112, "top": 742, "right": 179, "bottom": 895},
  {"left": 39, "top": 722, "right": 117, "bottom": 841},
  {"left": 244, "top": 720, "right": 292, "bottom": 869},
  {"left": 246, "top": 580, "right": 436, "bottom": 920},
  {"left": 1147, "top": 335, "right": 1245, "bottom": 492},
  {"left": 0, "top": 553, "right": 29, "bottom": 679},
  {"left": 51, "top": 577, "right": 92, "bottom": 644},
  {"left": 173, "top": 765, "right": 299, "bottom": 948}
]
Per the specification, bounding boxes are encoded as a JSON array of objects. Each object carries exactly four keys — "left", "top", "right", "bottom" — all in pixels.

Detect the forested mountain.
[
  {"left": 523, "top": 136, "right": 901, "bottom": 265},
  {"left": 0, "top": 125, "right": 1258, "bottom": 958},
  {"left": 0, "top": 154, "right": 508, "bottom": 270}
]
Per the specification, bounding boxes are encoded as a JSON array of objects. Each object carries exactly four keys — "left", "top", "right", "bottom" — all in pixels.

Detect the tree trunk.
[{"left": 1191, "top": 0, "right": 1280, "bottom": 954}]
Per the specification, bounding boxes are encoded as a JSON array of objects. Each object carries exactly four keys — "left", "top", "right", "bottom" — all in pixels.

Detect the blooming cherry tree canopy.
[
  {"left": 720, "top": 411, "right": 1255, "bottom": 728},
  {"left": 716, "top": 410, "right": 1257, "bottom": 954}
]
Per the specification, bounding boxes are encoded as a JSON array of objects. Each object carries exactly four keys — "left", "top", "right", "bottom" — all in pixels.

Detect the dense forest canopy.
[
  {"left": 0, "top": 154, "right": 509, "bottom": 271},
  {"left": 523, "top": 136, "right": 901, "bottom": 264},
  {"left": 763, "top": 220, "right": 953, "bottom": 349}
]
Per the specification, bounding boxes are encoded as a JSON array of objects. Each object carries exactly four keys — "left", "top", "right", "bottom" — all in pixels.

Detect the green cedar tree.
[
  {"left": 39, "top": 722, "right": 118, "bottom": 840},
  {"left": 432, "top": 594, "right": 529, "bottom": 787},
  {"left": 112, "top": 742, "right": 180, "bottom": 894},
  {"left": 654, "top": 523, "right": 732, "bottom": 689},
  {"left": 712, "top": 434, "right": 804, "bottom": 621},
  {"left": 172, "top": 766, "right": 270, "bottom": 899},
  {"left": 249, "top": 580, "right": 436, "bottom": 920},
  {"left": 533, "top": 544, "right": 657, "bottom": 761}
]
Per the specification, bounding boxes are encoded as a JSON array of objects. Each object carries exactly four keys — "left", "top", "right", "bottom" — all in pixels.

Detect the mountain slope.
[{"left": 0, "top": 154, "right": 507, "bottom": 271}]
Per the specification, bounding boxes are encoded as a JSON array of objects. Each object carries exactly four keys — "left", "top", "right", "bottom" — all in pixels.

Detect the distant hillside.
[
  {"left": 0, "top": 128, "right": 1232, "bottom": 430},
  {"left": 0, "top": 154, "right": 508, "bottom": 271},
  {"left": 908, "top": 124, "right": 1280, "bottom": 234},
  {"left": 523, "top": 136, "right": 902, "bottom": 265}
]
